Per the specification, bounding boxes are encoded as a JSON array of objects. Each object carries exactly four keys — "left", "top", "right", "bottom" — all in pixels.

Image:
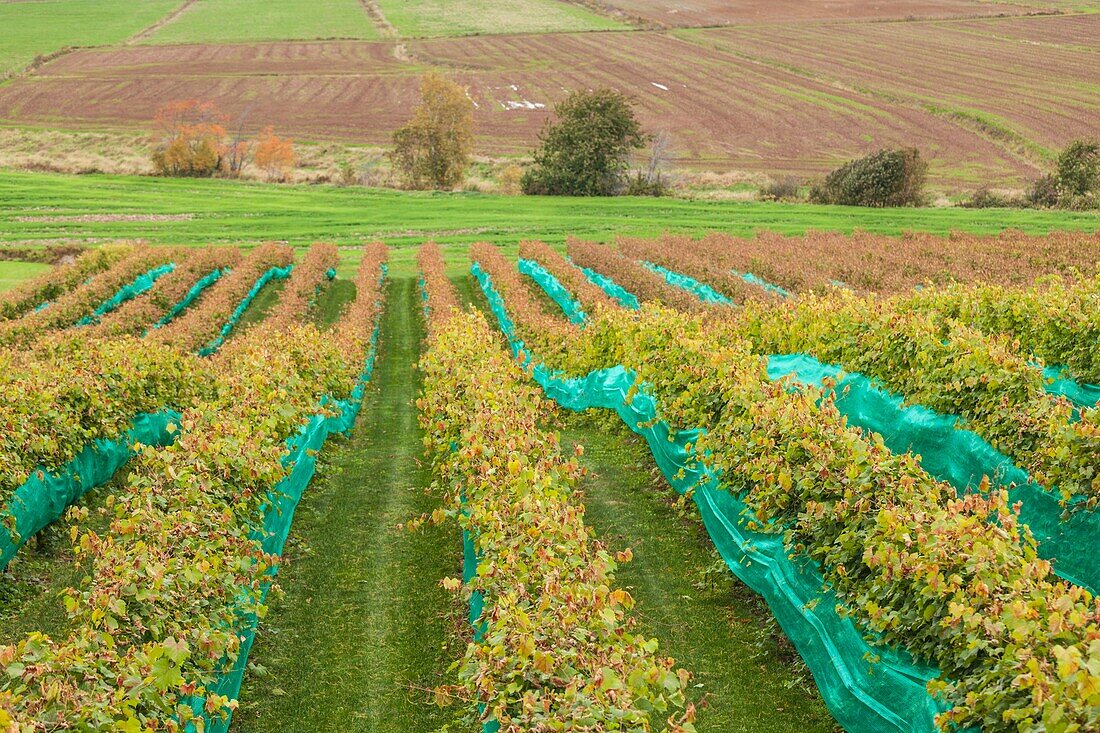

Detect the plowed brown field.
[
  {"left": 2, "top": 11, "right": 1095, "bottom": 185},
  {"left": 584, "top": 0, "right": 1041, "bottom": 28},
  {"left": 683, "top": 15, "right": 1100, "bottom": 153}
]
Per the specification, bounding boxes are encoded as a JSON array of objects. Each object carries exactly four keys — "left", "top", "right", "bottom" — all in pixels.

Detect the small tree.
[
  {"left": 1055, "top": 139, "right": 1099, "bottom": 199},
  {"left": 151, "top": 100, "right": 227, "bottom": 177},
  {"left": 810, "top": 148, "right": 927, "bottom": 207},
  {"left": 253, "top": 126, "right": 296, "bottom": 181},
  {"left": 522, "top": 88, "right": 647, "bottom": 196},
  {"left": 389, "top": 72, "right": 474, "bottom": 190}
]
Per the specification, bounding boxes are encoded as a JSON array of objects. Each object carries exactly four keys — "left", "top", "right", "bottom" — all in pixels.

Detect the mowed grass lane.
[
  {"left": 233, "top": 277, "right": 458, "bottom": 732},
  {"left": 2, "top": 171, "right": 1098, "bottom": 259}
]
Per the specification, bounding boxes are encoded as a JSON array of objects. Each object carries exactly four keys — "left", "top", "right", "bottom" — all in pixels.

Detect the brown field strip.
[
  {"left": 4, "top": 13, "right": 1096, "bottom": 183},
  {"left": 573, "top": 0, "right": 1045, "bottom": 28},
  {"left": 681, "top": 15, "right": 1100, "bottom": 157}
]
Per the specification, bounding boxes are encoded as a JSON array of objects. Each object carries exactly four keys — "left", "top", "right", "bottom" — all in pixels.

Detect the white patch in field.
[
  {"left": 502, "top": 100, "right": 546, "bottom": 110},
  {"left": 465, "top": 89, "right": 480, "bottom": 109},
  {"left": 651, "top": 82, "right": 669, "bottom": 91}
]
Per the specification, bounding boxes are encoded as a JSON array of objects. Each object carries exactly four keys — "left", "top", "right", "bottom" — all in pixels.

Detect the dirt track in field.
[{"left": 0, "top": 12, "right": 1093, "bottom": 182}]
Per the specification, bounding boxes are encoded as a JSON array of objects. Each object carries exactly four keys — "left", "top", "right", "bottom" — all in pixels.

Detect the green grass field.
[
  {"left": 142, "top": 0, "right": 382, "bottom": 44},
  {"left": 1, "top": 170, "right": 1098, "bottom": 278},
  {"left": 0, "top": 0, "right": 179, "bottom": 76},
  {"left": 375, "top": 0, "right": 625, "bottom": 37},
  {"left": 0, "top": 261, "right": 49, "bottom": 292}
]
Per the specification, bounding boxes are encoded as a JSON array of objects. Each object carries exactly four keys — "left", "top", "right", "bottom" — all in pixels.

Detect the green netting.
[
  {"left": 473, "top": 262, "right": 947, "bottom": 733},
  {"left": 184, "top": 267, "right": 384, "bottom": 733},
  {"left": 733, "top": 270, "right": 792, "bottom": 298},
  {"left": 76, "top": 263, "right": 177, "bottom": 327},
  {"left": 33, "top": 301, "right": 49, "bottom": 313},
  {"left": 642, "top": 261, "right": 734, "bottom": 305},
  {"left": 1043, "top": 365, "right": 1100, "bottom": 409},
  {"left": 574, "top": 261, "right": 640, "bottom": 309},
  {"left": 198, "top": 264, "right": 293, "bottom": 357},
  {"left": 151, "top": 267, "right": 229, "bottom": 331},
  {"left": 518, "top": 258, "right": 587, "bottom": 324},
  {"left": 769, "top": 354, "right": 1099, "bottom": 594},
  {"left": 0, "top": 411, "right": 181, "bottom": 570},
  {"left": 576, "top": 263, "right": 1099, "bottom": 594}
]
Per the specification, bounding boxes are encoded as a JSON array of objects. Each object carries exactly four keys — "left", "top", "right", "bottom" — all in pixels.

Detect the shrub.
[
  {"left": 1055, "top": 138, "right": 1100, "bottom": 198},
  {"left": 759, "top": 176, "right": 801, "bottom": 201},
  {"left": 496, "top": 164, "right": 524, "bottom": 195},
  {"left": 1027, "top": 173, "right": 1061, "bottom": 207},
  {"left": 961, "top": 186, "right": 1024, "bottom": 209},
  {"left": 389, "top": 72, "right": 474, "bottom": 190},
  {"left": 625, "top": 170, "right": 669, "bottom": 196},
  {"left": 150, "top": 100, "right": 227, "bottom": 178},
  {"left": 521, "top": 88, "right": 647, "bottom": 196},
  {"left": 253, "top": 126, "right": 295, "bottom": 182},
  {"left": 810, "top": 148, "right": 927, "bottom": 207}
]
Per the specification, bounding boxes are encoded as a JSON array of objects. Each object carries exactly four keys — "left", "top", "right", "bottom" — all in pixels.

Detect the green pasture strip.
[
  {"left": 234, "top": 278, "right": 457, "bottom": 732},
  {"left": 376, "top": 0, "right": 624, "bottom": 37},
  {"left": 141, "top": 0, "right": 382, "bottom": 44},
  {"left": 2, "top": 172, "right": 1098, "bottom": 279},
  {"left": 0, "top": 0, "right": 179, "bottom": 77}
]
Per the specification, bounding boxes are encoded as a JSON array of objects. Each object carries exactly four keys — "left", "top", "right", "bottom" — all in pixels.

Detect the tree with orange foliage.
[
  {"left": 253, "top": 126, "right": 296, "bottom": 181},
  {"left": 151, "top": 100, "right": 227, "bottom": 177}
]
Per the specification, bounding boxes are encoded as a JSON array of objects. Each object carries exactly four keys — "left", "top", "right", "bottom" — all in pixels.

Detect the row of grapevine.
[
  {"left": 89, "top": 246, "right": 242, "bottom": 339},
  {"left": 575, "top": 240, "right": 1099, "bottom": 502},
  {"left": 0, "top": 244, "right": 131, "bottom": 321},
  {"left": 898, "top": 274, "right": 1100, "bottom": 387},
  {"left": 417, "top": 244, "right": 695, "bottom": 731},
  {"left": 0, "top": 245, "right": 179, "bottom": 347},
  {"left": 0, "top": 337, "right": 205, "bottom": 567},
  {"left": 522, "top": 245, "right": 1100, "bottom": 592},
  {"left": 668, "top": 230, "right": 1100, "bottom": 294},
  {"left": 0, "top": 244, "right": 387, "bottom": 731},
  {"left": 518, "top": 241, "right": 618, "bottom": 312},
  {"left": 736, "top": 290, "right": 1100, "bottom": 502},
  {"left": 617, "top": 235, "right": 779, "bottom": 305},
  {"left": 149, "top": 243, "right": 294, "bottom": 353},
  {"left": 262, "top": 243, "right": 339, "bottom": 331},
  {"left": 471, "top": 246, "right": 1100, "bottom": 733},
  {"left": 567, "top": 238, "right": 705, "bottom": 311}
]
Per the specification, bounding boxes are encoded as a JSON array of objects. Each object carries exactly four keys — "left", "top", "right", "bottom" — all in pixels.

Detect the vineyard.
[{"left": 0, "top": 232, "right": 1098, "bottom": 732}]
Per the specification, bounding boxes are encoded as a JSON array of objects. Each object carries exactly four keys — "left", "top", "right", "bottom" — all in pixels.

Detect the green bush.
[
  {"left": 521, "top": 88, "right": 647, "bottom": 196},
  {"left": 1055, "top": 139, "right": 1100, "bottom": 198},
  {"left": 809, "top": 148, "right": 927, "bottom": 207}
]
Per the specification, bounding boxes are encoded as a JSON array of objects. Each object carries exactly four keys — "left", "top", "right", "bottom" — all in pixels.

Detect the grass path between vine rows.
[
  {"left": 561, "top": 419, "right": 840, "bottom": 732},
  {"left": 233, "top": 276, "right": 460, "bottom": 732}
]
